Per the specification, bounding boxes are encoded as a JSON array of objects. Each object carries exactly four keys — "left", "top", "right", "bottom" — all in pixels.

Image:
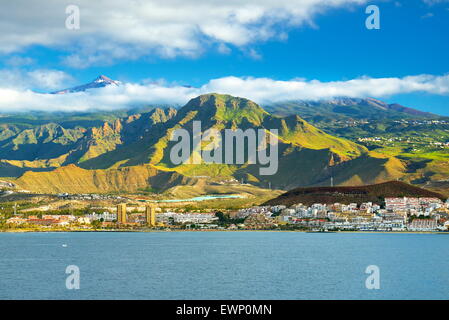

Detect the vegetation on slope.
[
  {"left": 2, "top": 93, "right": 446, "bottom": 194},
  {"left": 264, "top": 181, "right": 445, "bottom": 206}
]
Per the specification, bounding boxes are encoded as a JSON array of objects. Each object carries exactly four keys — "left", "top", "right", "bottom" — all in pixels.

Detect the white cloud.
[
  {"left": 246, "top": 48, "right": 263, "bottom": 60},
  {"left": 5, "top": 56, "right": 35, "bottom": 67},
  {"left": 217, "top": 43, "right": 232, "bottom": 55},
  {"left": 422, "top": 0, "right": 449, "bottom": 5},
  {"left": 0, "top": 0, "right": 367, "bottom": 67},
  {"left": 0, "top": 69, "right": 74, "bottom": 91},
  {"left": 203, "top": 75, "right": 449, "bottom": 102},
  {"left": 421, "top": 12, "right": 434, "bottom": 19},
  {"left": 0, "top": 73, "right": 448, "bottom": 112}
]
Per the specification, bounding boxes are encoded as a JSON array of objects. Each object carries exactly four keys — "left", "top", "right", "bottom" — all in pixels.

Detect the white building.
[{"left": 86, "top": 212, "right": 117, "bottom": 222}]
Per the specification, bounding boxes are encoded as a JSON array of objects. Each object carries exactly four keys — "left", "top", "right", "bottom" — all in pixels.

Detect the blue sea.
[{"left": 0, "top": 232, "right": 448, "bottom": 300}]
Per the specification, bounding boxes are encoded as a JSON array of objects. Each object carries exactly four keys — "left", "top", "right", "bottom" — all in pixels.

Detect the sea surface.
[{"left": 0, "top": 232, "right": 448, "bottom": 300}]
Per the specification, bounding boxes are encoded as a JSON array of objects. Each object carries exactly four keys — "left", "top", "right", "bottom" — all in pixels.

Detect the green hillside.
[{"left": 0, "top": 93, "right": 447, "bottom": 194}]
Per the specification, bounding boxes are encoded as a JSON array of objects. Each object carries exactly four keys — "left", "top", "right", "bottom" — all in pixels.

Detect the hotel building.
[
  {"left": 117, "top": 203, "right": 127, "bottom": 224},
  {"left": 145, "top": 204, "right": 157, "bottom": 227}
]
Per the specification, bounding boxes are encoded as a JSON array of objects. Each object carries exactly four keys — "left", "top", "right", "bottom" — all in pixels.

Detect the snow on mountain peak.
[{"left": 51, "top": 75, "right": 121, "bottom": 94}]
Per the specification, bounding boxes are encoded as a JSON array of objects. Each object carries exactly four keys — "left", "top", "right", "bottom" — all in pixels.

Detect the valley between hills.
[{"left": 0, "top": 90, "right": 448, "bottom": 200}]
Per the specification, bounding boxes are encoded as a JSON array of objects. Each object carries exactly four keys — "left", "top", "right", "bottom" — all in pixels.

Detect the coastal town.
[{"left": 2, "top": 195, "right": 449, "bottom": 232}]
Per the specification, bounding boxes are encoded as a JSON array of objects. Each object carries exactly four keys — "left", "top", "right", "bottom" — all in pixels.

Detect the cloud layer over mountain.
[{"left": 0, "top": 73, "right": 448, "bottom": 112}]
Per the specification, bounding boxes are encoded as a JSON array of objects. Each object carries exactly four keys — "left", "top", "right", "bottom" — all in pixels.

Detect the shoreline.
[{"left": 1, "top": 229, "right": 447, "bottom": 235}]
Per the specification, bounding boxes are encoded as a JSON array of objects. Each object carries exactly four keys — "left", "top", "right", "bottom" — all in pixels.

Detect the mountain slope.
[
  {"left": 264, "top": 97, "right": 436, "bottom": 120},
  {"left": 0, "top": 107, "right": 177, "bottom": 175},
  {"left": 14, "top": 164, "right": 191, "bottom": 194},
  {"left": 264, "top": 181, "right": 445, "bottom": 206}
]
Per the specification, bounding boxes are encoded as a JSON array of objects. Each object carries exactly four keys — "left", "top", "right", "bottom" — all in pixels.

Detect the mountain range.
[
  {"left": 46, "top": 75, "right": 438, "bottom": 121},
  {"left": 0, "top": 76, "right": 447, "bottom": 196},
  {"left": 265, "top": 97, "right": 437, "bottom": 120}
]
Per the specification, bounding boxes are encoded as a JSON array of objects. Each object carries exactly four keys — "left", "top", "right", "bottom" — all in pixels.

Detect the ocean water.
[{"left": 0, "top": 231, "right": 448, "bottom": 300}]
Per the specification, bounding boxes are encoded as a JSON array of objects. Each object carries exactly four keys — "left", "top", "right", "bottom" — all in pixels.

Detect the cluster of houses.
[
  {"left": 57, "top": 193, "right": 124, "bottom": 201},
  {"left": 4, "top": 210, "right": 219, "bottom": 229},
  {"left": 393, "top": 119, "right": 449, "bottom": 125},
  {"left": 4, "top": 196, "right": 449, "bottom": 232},
  {"left": 157, "top": 212, "right": 217, "bottom": 224},
  {"left": 358, "top": 137, "right": 449, "bottom": 149},
  {"left": 234, "top": 197, "right": 449, "bottom": 231},
  {"left": 7, "top": 214, "right": 79, "bottom": 227}
]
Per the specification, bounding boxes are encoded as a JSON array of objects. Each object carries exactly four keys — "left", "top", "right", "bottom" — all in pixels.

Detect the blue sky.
[
  {"left": 101, "top": 0, "right": 449, "bottom": 83},
  {"left": 0, "top": 0, "right": 448, "bottom": 114}
]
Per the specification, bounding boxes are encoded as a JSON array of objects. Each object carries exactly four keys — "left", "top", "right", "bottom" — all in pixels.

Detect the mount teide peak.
[{"left": 51, "top": 75, "right": 121, "bottom": 94}]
